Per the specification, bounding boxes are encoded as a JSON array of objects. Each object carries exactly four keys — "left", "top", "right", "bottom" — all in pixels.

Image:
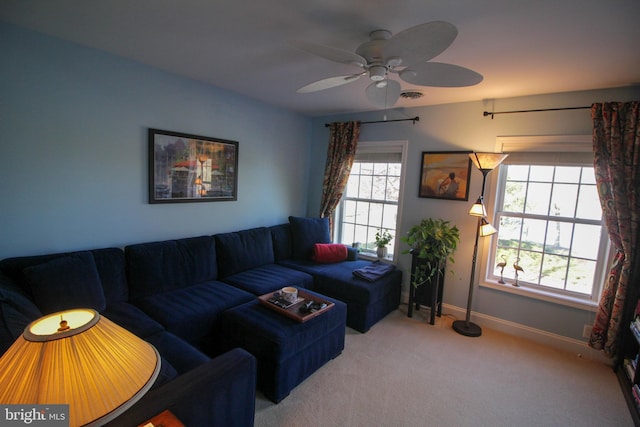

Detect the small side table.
[{"left": 407, "top": 252, "right": 445, "bottom": 325}]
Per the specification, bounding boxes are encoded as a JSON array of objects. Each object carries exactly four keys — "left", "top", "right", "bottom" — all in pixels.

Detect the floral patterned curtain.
[
  {"left": 319, "top": 121, "right": 361, "bottom": 237},
  {"left": 588, "top": 101, "right": 640, "bottom": 357}
]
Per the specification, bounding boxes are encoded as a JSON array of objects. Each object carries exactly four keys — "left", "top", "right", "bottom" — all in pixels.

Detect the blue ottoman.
[{"left": 220, "top": 291, "right": 346, "bottom": 403}]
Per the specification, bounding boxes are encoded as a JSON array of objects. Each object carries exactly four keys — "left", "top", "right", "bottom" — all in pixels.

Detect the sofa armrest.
[{"left": 106, "top": 347, "right": 257, "bottom": 427}]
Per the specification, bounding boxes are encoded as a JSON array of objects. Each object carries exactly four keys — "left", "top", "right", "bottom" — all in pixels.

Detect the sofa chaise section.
[{"left": 270, "top": 218, "right": 402, "bottom": 333}]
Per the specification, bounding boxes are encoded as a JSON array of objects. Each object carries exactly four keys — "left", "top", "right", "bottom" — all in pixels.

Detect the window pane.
[
  {"left": 576, "top": 184, "right": 602, "bottom": 220},
  {"left": 358, "top": 175, "right": 372, "bottom": 199},
  {"left": 344, "top": 200, "right": 357, "bottom": 223},
  {"left": 550, "top": 184, "right": 578, "bottom": 217},
  {"left": 382, "top": 204, "right": 397, "bottom": 229},
  {"left": 388, "top": 163, "right": 401, "bottom": 176},
  {"left": 341, "top": 222, "right": 355, "bottom": 246},
  {"left": 529, "top": 165, "right": 554, "bottom": 182},
  {"left": 544, "top": 221, "right": 572, "bottom": 255},
  {"left": 521, "top": 218, "right": 547, "bottom": 252},
  {"left": 373, "top": 163, "right": 388, "bottom": 175},
  {"left": 555, "top": 166, "right": 580, "bottom": 183},
  {"left": 387, "top": 176, "right": 400, "bottom": 201},
  {"left": 567, "top": 258, "right": 596, "bottom": 294},
  {"left": 497, "top": 216, "right": 522, "bottom": 248},
  {"left": 346, "top": 177, "right": 359, "bottom": 197},
  {"left": 540, "top": 254, "right": 568, "bottom": 289},
  {"left": 355, "top": 201, "right": 369, "bottom": 224},
  {"left": 369, "top": 202, "right": 384, "bottom": 226},
  {"left": 525, "top": 183, "right": 551, "bottom": 215},
  {"left": 571, "top": 224, "right": 601, "bottom": 259},
  {"left": 360, "top": 162, "right": 374, "bottom": 175},
  {"left": 506, "top": 165, "right": 529, "bottom": 181},
  {"left": 503, "top": 181, "right": 526, "bottom": 213},
  {"left": 372, "top": 176, "right": 387, "bottom": 200},
  {"left": 581, "top": 167, "right": 596, "bottom": 184},
  {"left": 354, "top": 224, "right": 368, "bottom": 247}
]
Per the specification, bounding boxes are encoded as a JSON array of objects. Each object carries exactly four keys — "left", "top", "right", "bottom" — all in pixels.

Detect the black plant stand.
[{"left": 407, "top": 252, "right": 445, "bottom": 325}]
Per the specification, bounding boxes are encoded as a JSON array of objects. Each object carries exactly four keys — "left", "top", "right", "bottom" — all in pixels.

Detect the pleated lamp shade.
[{"left": 0, "top": 308, "right": 160, "bottom": 427}]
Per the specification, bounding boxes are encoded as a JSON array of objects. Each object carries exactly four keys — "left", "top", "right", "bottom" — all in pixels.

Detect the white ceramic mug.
[{"left": 281, "top": 286, "right": 298, "bottom": 303}]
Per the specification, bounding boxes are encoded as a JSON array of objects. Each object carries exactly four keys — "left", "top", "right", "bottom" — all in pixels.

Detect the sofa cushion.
[
  {"left": 102, "top": 302, "right": 165, "bottom": 338},
  {"left": 133, "top": 281, "right": 253, "bottom": 350},
  {"left": 288, "top": 216, "right": 331, "bottom": 260},
  {"left": 215, "top": 227, "right": 275, "bottom": 277},
  {"left": 22, "top": 251, "right": 106, "bottom": 314},
  {"left": 221, "top": 264, "right": 314, "bottom": 295},
  {"left": 0, "top": 277, "right": 42, "bottom": 355},
  {"left": 144, "top": 331, "right": 211, "bottom": 374},
  {"left": 126, "top": 236, "right": 218, "bottom": 299},
  {"left": 270, "top": 224, "right": 293, "bottom": 262}
]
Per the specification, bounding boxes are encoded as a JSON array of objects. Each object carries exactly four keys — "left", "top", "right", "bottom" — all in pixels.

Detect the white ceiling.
[{"left": 2, "top": 0, "right": 639, "bottom": 117}]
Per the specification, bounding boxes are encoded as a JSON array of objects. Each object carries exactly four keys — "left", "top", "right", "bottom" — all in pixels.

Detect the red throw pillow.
[{"left": 312, "top": 243, "right": 348, "bottom": 263}]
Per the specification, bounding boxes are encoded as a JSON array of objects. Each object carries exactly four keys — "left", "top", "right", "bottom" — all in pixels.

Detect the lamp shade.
[
  {"left": 0, "top": 308, "right": 160, "bottom": 427},
  {"left": 468, "top": 197, "right": 487, "bottom": 217},
  {"left": 469, "top": 152, "right": 509, "bottom": 172},
  {"left": 479, "top": 218, "right": 497, "bottom": 237}
]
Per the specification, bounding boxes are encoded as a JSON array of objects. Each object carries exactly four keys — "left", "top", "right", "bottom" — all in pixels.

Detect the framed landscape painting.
[
  {"left": 148, "top": 128, "right": 238, "bottom": 204},
  {"left": 418, "top": 151, "right": 472, "bottom": 201}
]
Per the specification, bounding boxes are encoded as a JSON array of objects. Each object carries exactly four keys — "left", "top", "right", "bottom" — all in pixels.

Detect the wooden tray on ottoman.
[{"left": 258, "top": 289, "right": 334, "bottom": 323}]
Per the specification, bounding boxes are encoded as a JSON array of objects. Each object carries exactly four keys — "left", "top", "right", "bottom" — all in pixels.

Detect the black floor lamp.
[{"left": 452, "top": 152, "right": 508, "bottom": 337}]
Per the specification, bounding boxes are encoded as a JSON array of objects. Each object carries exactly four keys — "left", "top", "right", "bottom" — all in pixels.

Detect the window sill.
[
  {"left": 480, "top": 279, "right": 598, "bottom": 312},
  {"left": 358, "top": 253, "right": 395, "bottom": 263}
]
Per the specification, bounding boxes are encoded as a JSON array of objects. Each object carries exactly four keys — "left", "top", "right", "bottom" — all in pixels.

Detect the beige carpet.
[{"left": 254, "top": 306, "right": 633, "bottom": 427}]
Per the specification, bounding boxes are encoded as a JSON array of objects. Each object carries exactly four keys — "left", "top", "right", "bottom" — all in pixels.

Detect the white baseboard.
[{"left": 442, "top": 303, "right": 613, "bottom": 366}]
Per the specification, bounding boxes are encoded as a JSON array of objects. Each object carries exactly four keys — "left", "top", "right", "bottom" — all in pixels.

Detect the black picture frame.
[
  {"left": 148, "top": 128, "right": 238, "bottom": 204},
  {"left": 418, "top": 151, "right": 472, "bottom": 201}
]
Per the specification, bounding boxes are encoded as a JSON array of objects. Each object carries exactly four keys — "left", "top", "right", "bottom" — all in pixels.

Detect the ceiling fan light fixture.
[
  {"left": 369, "top": 65, "right": 387, "bottom": 81},
  {"left": 375, "top": 80, "right": 388, "bottom": 88}
]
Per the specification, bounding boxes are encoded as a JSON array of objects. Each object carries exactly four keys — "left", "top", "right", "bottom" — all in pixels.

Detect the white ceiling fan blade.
[
  {"left": 297, "top": 73, "right": 363, "bottom": 93},
  {"left": 365, "top": 79, "right": 401, "bottom": 108},
  {"left": 291, "top": 40, "right": 367, "bottom": 68},
  {"left": 383, "top": 21, "right": 458, "bottom": 66},
  {"left": 399, "top": 62, "right": 483, "bottom": 87}
]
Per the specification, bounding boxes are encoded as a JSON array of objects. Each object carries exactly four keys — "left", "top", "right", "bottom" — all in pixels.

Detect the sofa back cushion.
[
  {"left": 289, "top": 216, "right": 331, "bottom": 260},
  {"left": 22, "top": 251, "right": 107, "bottom": 314},
  {"left": 269, "top": 224, "right": 293, "bottom": 262},
  {"left": 0, "top": 274, "right": 42, "bottom": 356},
  {"left": 215, "top": 227, "right": 275, "bottom": 277},
  {"left": 126, "top": 236, "right": 217, "bottom": 300},
  {"left": 0, "top": 248, "right": 127, "bottom": 307}
]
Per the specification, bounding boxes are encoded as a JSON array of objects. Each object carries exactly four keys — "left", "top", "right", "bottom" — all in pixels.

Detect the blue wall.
[{"left": 0, "top": 22, "right": 311, "bottom": 258}]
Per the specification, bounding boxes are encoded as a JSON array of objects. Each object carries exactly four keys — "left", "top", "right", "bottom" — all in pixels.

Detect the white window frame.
[
  {"left": 335, "top": 140, "right": 408, "bottom": 262},
  {"left": 479, "top": 135, "right": 610, "bottom": 311}
]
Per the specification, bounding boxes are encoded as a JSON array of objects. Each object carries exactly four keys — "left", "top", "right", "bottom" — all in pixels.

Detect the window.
[
  {"left": 483, "top": 136, "right": 609, "bottom": 307},
  {"left": 336, "top": 141, "right": 407, "bottom": 260}
]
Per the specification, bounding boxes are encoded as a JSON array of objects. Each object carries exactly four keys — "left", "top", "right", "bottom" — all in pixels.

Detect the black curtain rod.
[
  {"left": 324, "top": 116, "right": 419, "bottom": 127},
  {"left": 483, "top": 106, "right": 591, "bottom": 119}
]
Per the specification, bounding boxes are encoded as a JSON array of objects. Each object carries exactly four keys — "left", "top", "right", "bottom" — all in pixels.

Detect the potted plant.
[
  {"left": 375, "top": 230, "right": 393, "bottom": 259},
  {"left": 401, "top": 218, "right": 460, "bottom": 288}
]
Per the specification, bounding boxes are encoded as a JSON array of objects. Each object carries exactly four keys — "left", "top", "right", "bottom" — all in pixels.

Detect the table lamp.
[{"left": 0, "top": 308, "right": 160, "bottom": 426}]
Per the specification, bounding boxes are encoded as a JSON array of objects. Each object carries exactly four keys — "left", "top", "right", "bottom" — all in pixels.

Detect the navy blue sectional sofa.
[{"left": 0, "top": 216, "right": 401, "bottom": 424}]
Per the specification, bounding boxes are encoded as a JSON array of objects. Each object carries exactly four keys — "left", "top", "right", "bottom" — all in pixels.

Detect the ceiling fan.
[{"left": 293, "top": 21, "right": 482, "bottom": 108}]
